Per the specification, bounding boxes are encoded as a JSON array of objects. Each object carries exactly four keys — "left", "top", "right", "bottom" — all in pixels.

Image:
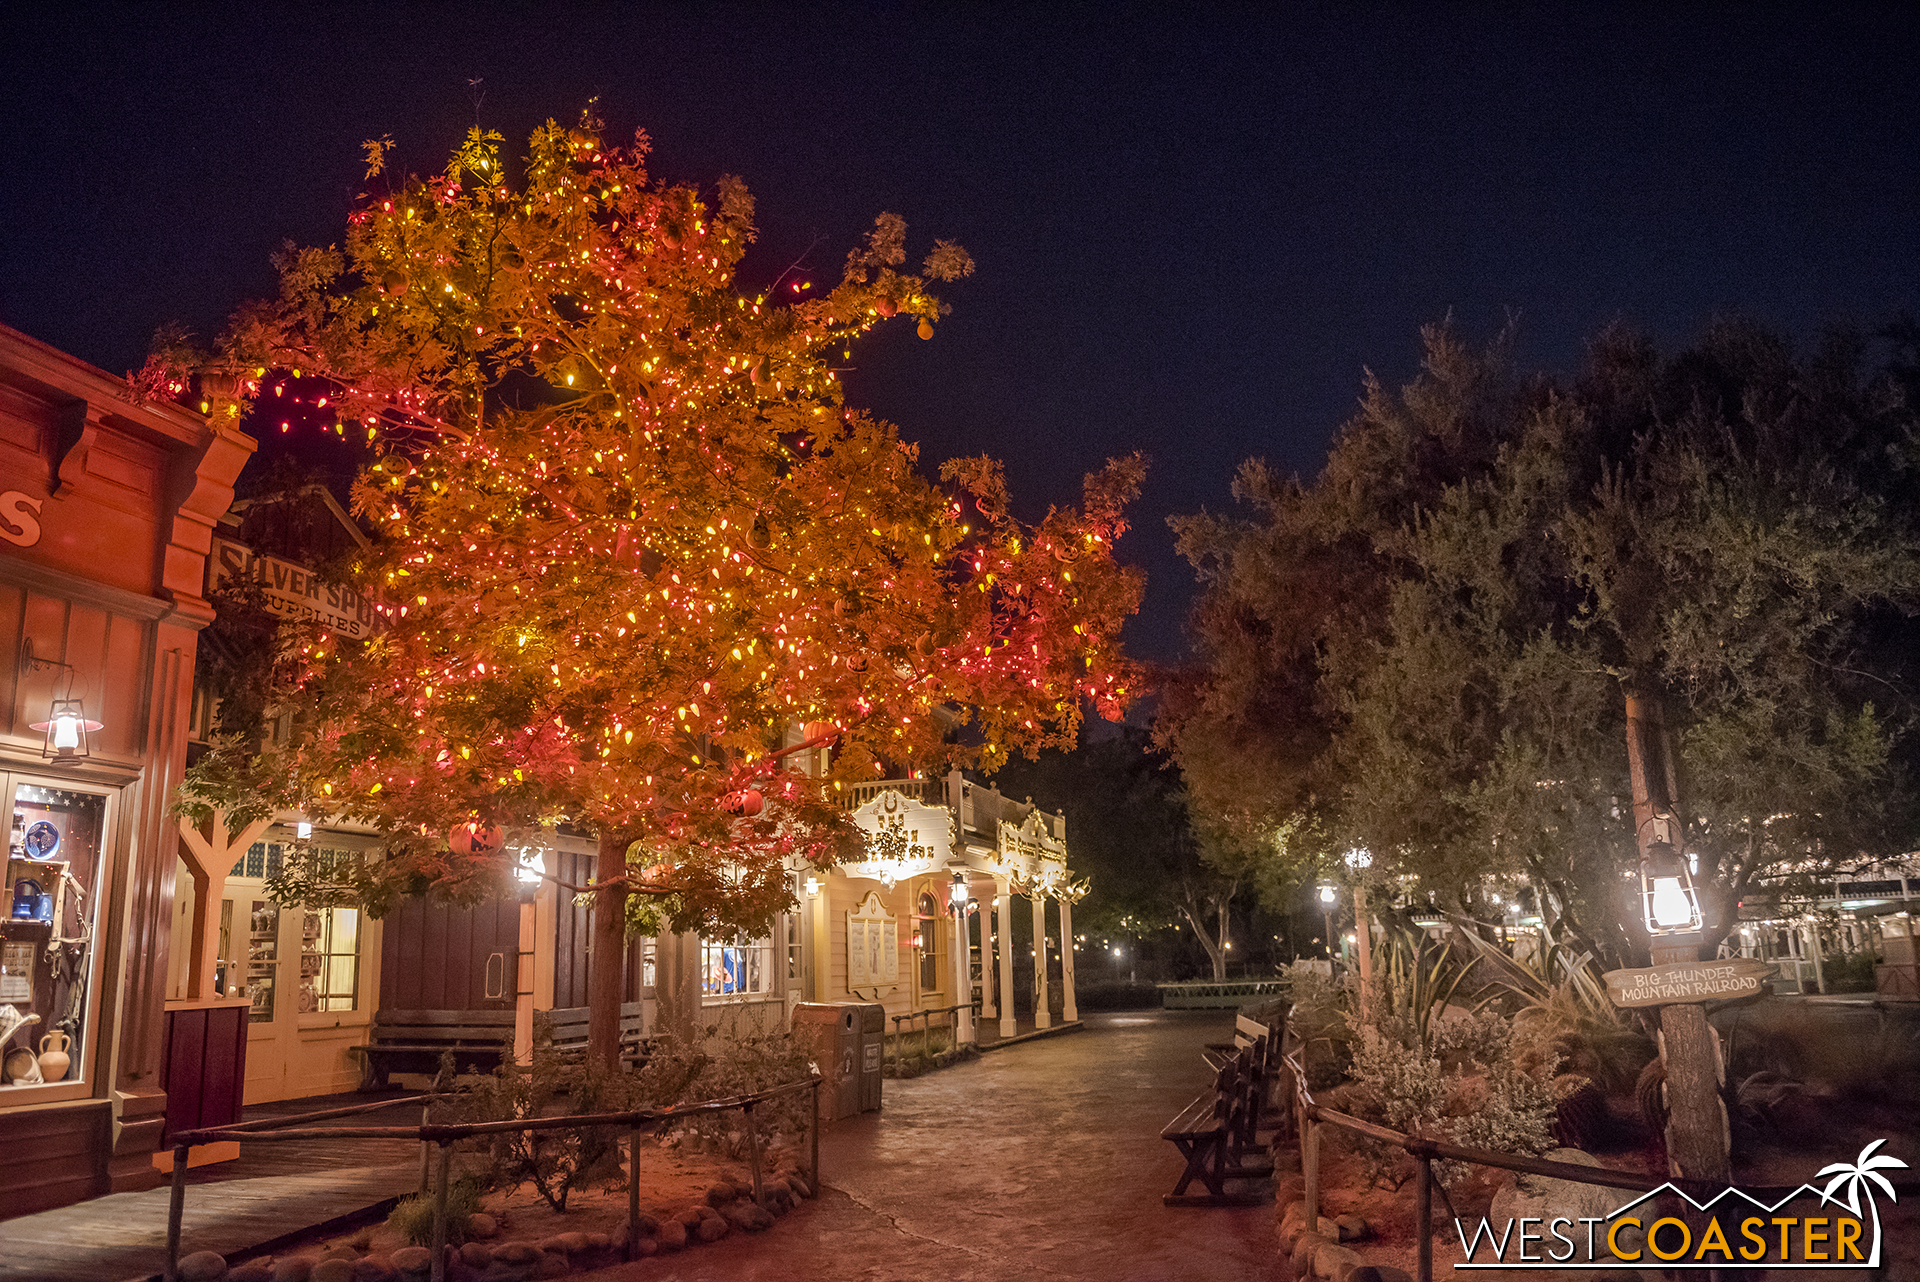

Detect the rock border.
[{"left": 182, "top": 1165, "right": 817, "bottom": 1282}]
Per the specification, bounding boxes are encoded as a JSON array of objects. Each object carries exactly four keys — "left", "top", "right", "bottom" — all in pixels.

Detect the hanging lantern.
[
  {"left": 31, "top": 697, "right": 102, "bottom": 767},
  {"left": 448, "top": 821, "right": 505, "bottom": 858},
  {"left": 1639, "top": 816, "right": 1703, "bottom": 936}
]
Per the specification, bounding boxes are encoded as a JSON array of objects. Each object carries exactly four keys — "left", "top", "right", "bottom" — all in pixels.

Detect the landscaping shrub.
[
  {"left": 386, "top": 1175, "right": 486, "bottom": 1245},
  {"left": 442, "top": 1048, "right": 639, "bottom": 1212},
  {"left": 634, "top": 1017, "right": 813, "bottom": 1155}
]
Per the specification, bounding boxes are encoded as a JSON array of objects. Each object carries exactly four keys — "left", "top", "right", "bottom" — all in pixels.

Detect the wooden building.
[{"left": 0, "top": 323, "right": 254, "bottom": 1216}]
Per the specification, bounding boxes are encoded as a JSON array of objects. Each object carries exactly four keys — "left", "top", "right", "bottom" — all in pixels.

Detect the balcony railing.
[{"left": 833, "top": 773, "right": 1065, "bottom": 844}]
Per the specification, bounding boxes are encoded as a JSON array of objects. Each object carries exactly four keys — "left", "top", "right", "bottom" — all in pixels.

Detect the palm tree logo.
[{"left": 1817, "top": 1139, "right": 1908, "bottom": 1267}]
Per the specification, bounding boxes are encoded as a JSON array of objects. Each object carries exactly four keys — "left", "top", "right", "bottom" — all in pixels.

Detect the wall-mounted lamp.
[
  {"left": 804, "top": 875, "right": 821, "bottom": 897},
  {"left": 949, "top": 871, "right": 968, "bottom": 911},
  {"left": 20, "top": 640, "right": 102, "bottom": 766}
]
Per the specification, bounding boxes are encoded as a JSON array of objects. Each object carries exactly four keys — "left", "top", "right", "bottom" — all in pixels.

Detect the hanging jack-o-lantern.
[
  {"left": 722, "top": 789, "right": 764, "bottom": 817},
  {"left": 802, "top": 721, "right": 838, "bottom": 745},
  {"left": 917, "top": 319, "right": 935, "bottom": 340},
  {"left": 449, "top": 822, "right": 505, "bottom": 858}
]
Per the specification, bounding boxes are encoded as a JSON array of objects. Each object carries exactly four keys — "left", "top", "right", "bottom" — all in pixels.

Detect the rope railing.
[
  {"left": 1275, "top": 1016, "right": 1866, "bottom": 1282},
  {"left": 162, "top": 1074, "right": 823, "bottom": 1282},
  {"left": 886, "top": 1003, "right": 972, "bottom": 1069}
]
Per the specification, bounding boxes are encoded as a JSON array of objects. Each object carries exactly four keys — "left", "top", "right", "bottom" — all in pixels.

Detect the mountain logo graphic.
[{"left": 1455, "top": 1140, "right": 1907, "bottom": 1271}]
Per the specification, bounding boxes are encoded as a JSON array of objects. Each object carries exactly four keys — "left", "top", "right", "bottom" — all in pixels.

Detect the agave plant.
[{"left": 1444, "top": 914, "right": 1653, "bottom": 1092}]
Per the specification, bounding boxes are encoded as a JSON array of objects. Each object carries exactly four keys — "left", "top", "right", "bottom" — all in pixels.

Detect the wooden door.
[{"left": 379, "top": 894, "right": 521, "bottom": 1011}]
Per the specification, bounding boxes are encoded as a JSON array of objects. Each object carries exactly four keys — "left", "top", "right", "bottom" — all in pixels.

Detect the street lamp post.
[
  {"left": 1346, "top": 848, "right": 1374, "bottom": 1023},
  {"left": 1318, "top": 883, "right": 1337, "bottom": 967}
]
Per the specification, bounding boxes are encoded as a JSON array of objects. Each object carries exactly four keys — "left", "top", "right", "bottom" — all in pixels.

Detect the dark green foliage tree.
[{"left": 1162, "top": 320, "right": 1920, "bottom": 966}]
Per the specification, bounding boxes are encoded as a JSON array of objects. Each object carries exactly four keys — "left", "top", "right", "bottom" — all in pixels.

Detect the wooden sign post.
[{"left": 1603, "top": 958, "right": 1773, "bottom": 1008}]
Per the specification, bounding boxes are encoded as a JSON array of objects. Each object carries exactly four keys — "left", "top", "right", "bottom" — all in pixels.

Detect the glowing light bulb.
[
  {"left": 52, "top": 716, "right": 80, "bottom": 751},
  {"left": 1650, "top": 877, "right": 1693, "bottom": 929}
]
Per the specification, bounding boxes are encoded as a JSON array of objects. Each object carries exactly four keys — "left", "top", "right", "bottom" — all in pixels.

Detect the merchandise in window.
[
  {"left": 300, "top": 907, "right": 360, "bottom": 1013},
  {"left": 1, "top": 780, "right": 109, "bottom": 1090},
  {"left": 701, "top": 935, "right": 772, "bottom": 998}
]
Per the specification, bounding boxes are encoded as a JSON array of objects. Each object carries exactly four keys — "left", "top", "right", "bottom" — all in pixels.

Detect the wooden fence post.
[
  {"left": 810, "top": 1077, "right": 821, "bottom": 1195},
  {"left": 1302, "top": 1111, "right": 1319, "bottom": 1227},
  {"left": 1417, "top": 1152, "right": 1433, "bottom": 1282},
  {"left": 164, "top": 1143, "right": 189, "bottom": 1282},
  {"left": 746, "top": 1099, "right": 766, "bottom": 1206},
  {"left": 428, "top": 1142, "right": 451, "bottom": 1282},
  {"left": 627, "top": 1122, "right": 643, "bottom": 1261}
]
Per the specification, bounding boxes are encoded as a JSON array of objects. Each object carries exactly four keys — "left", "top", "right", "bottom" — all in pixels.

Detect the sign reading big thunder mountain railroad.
[{"left": 1602, "top": 958, "right": 1773, "bottom": 1008}]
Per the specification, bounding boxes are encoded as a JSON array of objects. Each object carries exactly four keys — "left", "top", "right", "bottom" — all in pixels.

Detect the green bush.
[
  {"left": 441, "top": 1048, "right": 638, "bottom": 1213},
  {"left": 634, "top": 1021, "right": 813, "bottom": 1155},
  {"left": 386, "top": 1175, "right": 486, "bottom": 1245}
]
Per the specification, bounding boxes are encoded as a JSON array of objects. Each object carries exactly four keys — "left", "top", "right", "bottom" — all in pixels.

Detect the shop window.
[
  {"left": 230, "top": 841, "right": 286, "bottom": 881},
  {"left": 918, "top": 890, "right": 940, "bottom": 990},
  {"left": 300, "top": 907, "right": 360, "bottom": 1013},
  {"left": 2, "top": 778, "right": 110, "bottom": 1094},
  {"left": 701, "top": 934, "right": 772, "bottom": 999},
  {"left": 242, "top": 900, "right": 280, "bottom": 1022}
]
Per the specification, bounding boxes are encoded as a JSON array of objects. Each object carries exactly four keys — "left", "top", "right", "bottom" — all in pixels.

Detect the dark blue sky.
[{"left": 4, "top": 4, "right": 1916, "bottom": 663}]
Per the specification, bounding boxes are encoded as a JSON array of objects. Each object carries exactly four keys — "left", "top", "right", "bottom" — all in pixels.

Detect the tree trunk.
[
  {"left": 1625, "top": 685, "right": 1730, "bottom": 1185},
  {"left": 587, "top": 829, "right": 628, "bottom": 1073}
]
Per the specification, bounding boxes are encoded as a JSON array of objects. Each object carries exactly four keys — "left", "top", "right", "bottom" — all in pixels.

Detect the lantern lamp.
[
  {"left": 949, "top": 871, "right": 968, "bottom": 910},
  {"left": 803, "top": 875, "right": 821, "bottom": 897},
  {"left": 1639, "top": 830, "right": 1703, "bottom": 935},
  {"left": 31, "top": 697, "right": 102, "bottom": 766},
  {"left": 1318, "top": 884, "right": 1337, "bottom": 906}
]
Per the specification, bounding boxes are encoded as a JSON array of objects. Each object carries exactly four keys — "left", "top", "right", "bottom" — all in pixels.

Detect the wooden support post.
[
  {"left": 419, "top": 1100, "right": 433, "bottom": 1194},
  {"left": 1416, "top": 1153, "right": 1433, "bottom": 1282},
  {"left": 429, "top": 1143, "right": 451, "bottom": 1282},
  {"left": 810, "top": 1077, "right": 821, "bottom": 1195},
  {"left": 164, "top": 1144, "right": 189, "bottom": 1282},
  {"left": 1302, "top": 1112, "right": 1319, "bottom": 1227},
  {"left": 746, "top": 1100, "right": 765, "bottom": 1207},
  {"left": 627, "top": 1123, "right": 642, "bottom": 1260}
]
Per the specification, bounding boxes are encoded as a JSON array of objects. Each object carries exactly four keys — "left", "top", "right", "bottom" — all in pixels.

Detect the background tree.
[
  {"left": 1161, "top": 320, "right": 1920, "bottom": 967},
  {"left": 179, "top": 115, "right": 1145, "bottom": 1063}
]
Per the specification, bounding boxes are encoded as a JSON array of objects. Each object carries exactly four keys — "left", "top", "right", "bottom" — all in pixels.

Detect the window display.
[
  {"left": 0, "top": 779, "right": 107, "bottom": 1089},
  {"left": 701, "top": 934, "right": 772, "bottom": 998},
  {"left": 300, "top": 907, "right": 359, "bottom": 1013},
  {"left": 245, "top": 900, "right": 279, "bottom": 1022}
]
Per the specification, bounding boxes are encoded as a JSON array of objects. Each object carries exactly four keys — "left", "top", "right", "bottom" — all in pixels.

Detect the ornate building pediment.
[{"left": 841, "top": 787, "right": 954, "bottom": 883}]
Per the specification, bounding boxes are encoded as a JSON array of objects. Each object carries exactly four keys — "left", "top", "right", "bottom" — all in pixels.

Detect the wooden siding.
[
  {"left": 0, "top": 1099, "right": 111, "bottom": 1220},
  {"left": 378, "top": 895, "right": 520, "bottom": 1011}
]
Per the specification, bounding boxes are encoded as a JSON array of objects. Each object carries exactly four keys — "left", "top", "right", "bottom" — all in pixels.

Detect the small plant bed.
[{"left": 173, "top": 1129, "right": 817, "bottom": 1282}]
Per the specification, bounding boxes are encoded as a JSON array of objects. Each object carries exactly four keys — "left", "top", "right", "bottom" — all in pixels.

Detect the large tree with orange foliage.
[{"left": 177, "top": 115, "right": 1144, "bottom": 1063}]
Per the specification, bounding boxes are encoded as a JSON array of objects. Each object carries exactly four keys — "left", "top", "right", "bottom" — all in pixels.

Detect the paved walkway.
[
  {"left": 0, "top": 1010, "right": 1280, "bottom": 1282},
  {"left": 582, "top": 1009, "right": 1282, "bottom": 1281}
]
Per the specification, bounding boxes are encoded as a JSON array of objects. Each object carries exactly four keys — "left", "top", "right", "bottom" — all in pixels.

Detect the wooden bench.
[
  {"left": 353, "top": 1003, "right": 653, "bottom": 1090},
  {"left": 1164, "top": 1014, "right": 1279, "bottom": 1206},
  {"left": 534, "top": 1002, "right": 652, "bottom": 1069},
  {"left": 353, "top": 1009, "right": 516, "bottom": 1092}
]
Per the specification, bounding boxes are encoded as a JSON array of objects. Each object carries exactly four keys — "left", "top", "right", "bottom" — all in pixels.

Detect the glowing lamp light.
[
  {"left": 949, "top": 871, "right": 968, "bottom": 910},
  {"left": 1649, "top": 877, "right": 1694, "bottom": 929},
  {"left": 804, "top": 875, "right": 821, "bottom": 897},
  {"left": 1639, "top": 824, "right": 1704, "bottom": 935},
  {"left": 31, "top": 698, "right": 102, "bottom": 766},
  {"left": 515, "top": 846, "right": 547, "bottom": 886},
  {"left": 1318, "top": 884, "right": 1337, "bottom": 906},
  {"left": 296, "top": 820, "right": 313, "bottom": 840}
]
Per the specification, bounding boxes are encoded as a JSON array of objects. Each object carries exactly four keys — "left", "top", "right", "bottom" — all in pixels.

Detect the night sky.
[{"left": 4, "top": 4, "right": 1917, "bottom": 666}]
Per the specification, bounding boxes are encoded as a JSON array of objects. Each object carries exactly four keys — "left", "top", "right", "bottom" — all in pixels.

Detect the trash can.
[
  {"left": 791, "top": 1002, "right": 861, "bottom": 1121},
  {"left": 854, "top": 1002, "right": 886, "bottom": 1113}
]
